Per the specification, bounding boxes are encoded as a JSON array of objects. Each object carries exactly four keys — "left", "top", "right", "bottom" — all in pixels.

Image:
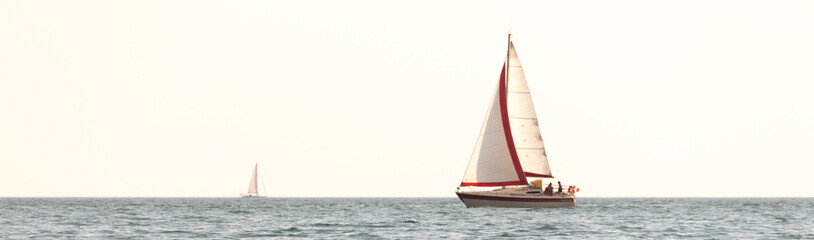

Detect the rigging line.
[
  {"left": 260, "top": 168, "right": 268, "bottom": 196},
  {"left": 260, "top": 173, "right": 269, "bottom": 196}
]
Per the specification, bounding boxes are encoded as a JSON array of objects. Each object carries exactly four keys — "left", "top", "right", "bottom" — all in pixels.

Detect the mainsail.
[
  {"left": 247, "top": 163, "right": 259, "bottom": 195},
  {"left": 506, "top": 42, "right": 553, "bottom": 178},
  {"left": 460, "top": 36, "right": 553, "bottom": 187}
]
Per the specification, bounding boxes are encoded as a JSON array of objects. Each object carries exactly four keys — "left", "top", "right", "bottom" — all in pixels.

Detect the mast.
[
  {"left": 506, "top": 32, "right": 511, "bottom": 90},
  {"left": 499, "top": 32, "right": 527, "bottom": 185}
]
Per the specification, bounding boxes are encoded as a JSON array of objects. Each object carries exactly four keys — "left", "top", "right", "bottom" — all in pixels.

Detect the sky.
[{"left": 1, "top": 0, "right": 813, "bottom": 197}]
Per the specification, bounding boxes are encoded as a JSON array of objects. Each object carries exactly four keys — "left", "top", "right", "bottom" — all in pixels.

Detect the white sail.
[
  {"left": 506, "top": 43, "right": 553, "bottom": 178},
  {"left": 247, "top": 163, "right": 258, "bottom": 195},
  {"left": 461, "top": 66, "right": 527, "bottom": 186}
]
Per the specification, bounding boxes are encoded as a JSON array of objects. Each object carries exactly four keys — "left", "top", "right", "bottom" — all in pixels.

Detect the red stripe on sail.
[
  {"left": 460, "top": 181, "right": 528, "bottom": 187},
  {"left": 524, "top": 172, "right": 554, "bottom": 178},
  {"left": 498, "top": 63, "right": 528, "bottom": 185}
]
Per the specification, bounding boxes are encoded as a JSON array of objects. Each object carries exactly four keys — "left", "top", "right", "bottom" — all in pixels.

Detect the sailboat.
[
  {"left": 455, "top": 34, "right": 577, "bottom": 208},
  {"left": 240, "top": 162, "right": 267, "bottom": 198}
]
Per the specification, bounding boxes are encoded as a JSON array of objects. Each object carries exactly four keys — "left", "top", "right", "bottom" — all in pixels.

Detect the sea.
[{"left": 1, "top": 198, "right": 812, "bottom": 239}]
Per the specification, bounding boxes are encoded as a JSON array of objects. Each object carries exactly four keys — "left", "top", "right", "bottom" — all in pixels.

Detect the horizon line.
[{"left": 2, "top": 196, "right": 814, "bottom": 199}]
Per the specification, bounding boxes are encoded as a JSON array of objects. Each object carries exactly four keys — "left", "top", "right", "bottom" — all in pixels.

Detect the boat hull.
[
  {"left": 456, "top": 192, "right": 575, "bottom": 208},
  {"left": 240, "top": 194, "right": 266, "bottom": 198}
]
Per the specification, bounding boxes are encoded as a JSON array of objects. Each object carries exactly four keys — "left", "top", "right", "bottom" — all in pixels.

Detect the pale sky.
[{"left": 1, "top": 0, "right": 813, "bottom": 197}]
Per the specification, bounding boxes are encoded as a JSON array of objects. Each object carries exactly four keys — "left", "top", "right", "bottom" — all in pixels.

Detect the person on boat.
[
  {"left": 557, "top": 181, "right": 563, "bottom": 194},
  {"left": 544, "top": 183, "right": 554, "bottom": 196}
]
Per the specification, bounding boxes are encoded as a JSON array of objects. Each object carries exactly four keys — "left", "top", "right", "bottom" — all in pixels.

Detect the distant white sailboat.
[
  {"left": 455, "top": 34, "right": 578, "bottom": 208},
  {"left": 240, "top": 162, "right": 267, "bottom": 198}
]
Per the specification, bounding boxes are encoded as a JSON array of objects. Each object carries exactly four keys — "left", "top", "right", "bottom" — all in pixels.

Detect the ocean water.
[{"left": 1, "top": 198, "right": 812, "bottom": 239}]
